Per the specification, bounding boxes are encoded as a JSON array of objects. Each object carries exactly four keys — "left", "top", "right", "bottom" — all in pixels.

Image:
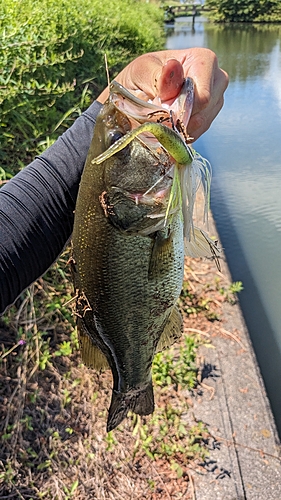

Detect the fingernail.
[{"left": 157, "top": 59, "right": 184, "bottom": 101}]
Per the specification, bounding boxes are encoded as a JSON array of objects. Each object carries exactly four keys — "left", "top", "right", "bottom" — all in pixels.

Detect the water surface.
[{"left": 166, "top": 18, "right": 281, "bottom": 435}]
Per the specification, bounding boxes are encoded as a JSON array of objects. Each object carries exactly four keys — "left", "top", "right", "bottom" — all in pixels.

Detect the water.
[{"left": 166, "top": 17, "right": 281, "bottom": 435}]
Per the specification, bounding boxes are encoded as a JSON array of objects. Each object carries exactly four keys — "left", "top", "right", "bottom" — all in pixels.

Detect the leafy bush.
[
  {"left": 0, "top": 0, "right": 164, "bottom": 174},
  {"left": 205, "top": 0, "right": 281, "bottom": 23}
]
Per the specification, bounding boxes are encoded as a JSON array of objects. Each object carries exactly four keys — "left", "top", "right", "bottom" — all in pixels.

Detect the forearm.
[{"left": 0, "top": 101, "right": 103, "bottom": 315}]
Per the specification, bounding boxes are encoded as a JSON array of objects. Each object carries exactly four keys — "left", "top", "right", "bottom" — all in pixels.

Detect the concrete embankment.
[{"left": 190, "top": 215, "right": 281, "bottom": 499}]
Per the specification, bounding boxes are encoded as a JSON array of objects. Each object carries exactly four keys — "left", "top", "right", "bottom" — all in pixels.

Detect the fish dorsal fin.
[
  {"left": 156, "top": 305, "right": 183, "bottom": 353},
  {"left": 77, "top": 318, "right": 109, "bottom": 370}
]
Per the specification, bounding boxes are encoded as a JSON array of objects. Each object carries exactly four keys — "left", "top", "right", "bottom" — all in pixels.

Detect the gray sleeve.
[{"left": 0, "top": 100, "right": 103, "bottom": 314}]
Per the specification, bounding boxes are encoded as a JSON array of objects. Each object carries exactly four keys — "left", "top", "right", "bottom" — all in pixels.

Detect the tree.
[{"left": 205, "top": 0, "right": 281, "bottom": 22}]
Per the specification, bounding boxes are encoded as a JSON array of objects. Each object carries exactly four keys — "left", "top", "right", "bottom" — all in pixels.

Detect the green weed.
[
  {"left": 0, "top": 0, "right": 164, "bottom": 174},
  {"left": 125, "top": 335, "right": 210, "bottom": 467},
  {"left": 179, "top": 281, "right": 220, "bottom": 320},
  {"left": 0, "top": 461, "right": 15, "bottom": 483},
  {"left": 63, "top": 479, "right": 79, "bottom": 499},
  {"left": 153, "top": 335, "right": 199, "bottom": 390},
  {"left": 216, "top": 278, "right": 243, "bottom": 304},
  {"left": 132, "top": 406, "right": 209, "bottom": 463},
  {"left": 105, "top": 431, "right": 118, "bottom": 451},
  {"left": 54, "top": 340, "right": 73, "bottom": 357}
]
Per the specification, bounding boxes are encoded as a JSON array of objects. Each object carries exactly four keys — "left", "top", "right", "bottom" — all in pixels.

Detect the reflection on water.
[
  {"left": 166, "top": 18, "right": 281, "bottom": 435},
  {"left": 204, "top": 23, "right": 279, "bottom": 81}
]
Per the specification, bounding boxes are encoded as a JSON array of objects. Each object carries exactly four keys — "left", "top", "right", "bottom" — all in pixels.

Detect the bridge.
[{"left": 164, "top": 3, "right": 209, "bottom": 22}]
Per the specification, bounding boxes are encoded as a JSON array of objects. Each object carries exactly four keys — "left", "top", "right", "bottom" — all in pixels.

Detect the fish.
[{"left": 71, "top": 79, "right": 219, "bottom": 432}]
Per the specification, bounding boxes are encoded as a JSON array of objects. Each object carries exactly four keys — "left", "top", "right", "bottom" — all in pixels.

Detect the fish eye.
[{"left": 107, "top": 130, "right": 124, "bottom": 146}]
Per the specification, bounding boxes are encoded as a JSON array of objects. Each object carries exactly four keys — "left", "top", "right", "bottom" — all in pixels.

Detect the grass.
[
  {"left": 0, "top": 247, "right": 241, "bottom": 499},
  {"left": 0, "top": 0, "right": 165, "bottom": 175},
  {"left": 0, "top": 2, "right": 245, "bottom": 496}
]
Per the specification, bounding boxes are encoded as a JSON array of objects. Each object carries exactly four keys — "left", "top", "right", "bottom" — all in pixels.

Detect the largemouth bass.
[{"left": 72, "top": 80, "right": 218, "bottom": 432}]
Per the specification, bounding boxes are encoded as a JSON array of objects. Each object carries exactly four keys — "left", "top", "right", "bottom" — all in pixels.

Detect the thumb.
[
  {"left": 123, "top": 55, "right": 184, "bottom": 101},
  {"left": 156, "top": 59, "right": 184, "bottom": 102},
  {"left": 99, "top": 55, "right": 185, "bottom": 104}
]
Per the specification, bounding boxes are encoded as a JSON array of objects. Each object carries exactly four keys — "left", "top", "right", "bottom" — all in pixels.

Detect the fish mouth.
[
  {"left": 109, "top": 80, "right": 170, "bottom": 126},
  {"left": 107, "top": 381, "right": 154, "bottom": 432},
  {"left": 109, "top": 78, "right": 194, "bottom": 131}
]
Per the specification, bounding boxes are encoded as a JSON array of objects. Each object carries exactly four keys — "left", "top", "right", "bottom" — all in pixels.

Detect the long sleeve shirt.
[{"left": 0, "top": 100, "right": 103, "bottom": 315}]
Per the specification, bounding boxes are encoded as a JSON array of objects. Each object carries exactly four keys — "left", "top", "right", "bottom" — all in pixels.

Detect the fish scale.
[
  {"left": 72, "top": 98, "right": 185, "bottom": 430},
  {"left": 71, "top": 79, "right": 217, "bottom": 431}
]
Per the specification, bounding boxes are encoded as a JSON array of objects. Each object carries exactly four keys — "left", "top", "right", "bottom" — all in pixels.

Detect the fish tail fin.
[
  {"left": 134, "top": 381, "right": 154, "bottom": 416},
  {"left": 107, "top": 382, "right": 154, "bottom": 432}
]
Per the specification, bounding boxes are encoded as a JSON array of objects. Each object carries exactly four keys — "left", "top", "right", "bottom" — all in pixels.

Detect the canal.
[{"left": 166, "top": 17, "right": 281, "bottom": 435}]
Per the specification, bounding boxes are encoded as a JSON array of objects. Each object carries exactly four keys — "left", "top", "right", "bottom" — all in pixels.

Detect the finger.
[
  {"left": 96, "top": 54, "right": 184, "bottom": 104},
  {"left": 182, "top": 49, "right": 219, "bottom": 115},
  {"left": 187, "top": 95, "right": 225, "bottom": 141},
  {"left": 187, "top": 60, "right": 228, "bottom": 139},
  {"left": 121, "top": 53, "right": 184, "bottom": 101},
  {"left": 192, "top": 67, "right": 228, "bottom": 119},
  {"left": 180, "top": 49, "right": 227, "bottom": 115},
  {"left": 156, "top": 59, "right": 184, "bottom": 101}
]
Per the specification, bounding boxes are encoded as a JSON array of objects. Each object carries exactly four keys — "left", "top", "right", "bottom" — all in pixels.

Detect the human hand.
[{"left": 97, "top": 48, "right": 228, "bottom": 141}]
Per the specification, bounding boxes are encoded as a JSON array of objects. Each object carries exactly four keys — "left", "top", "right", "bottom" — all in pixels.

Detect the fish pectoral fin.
[
  {"left": 184, "top": 227, "right": 221, "bottom": 270},
  {"left": 148, "top": 229, "right": 174, "bottom": 279},
  {"left": 107, "top": 382, "right": 154, "bottom": 432},
  {"left": 77, "top": 318, "right": 109, "bottom": 371},
  {"left": 156, "top": 305, "right": 183, "bottom": 353}
]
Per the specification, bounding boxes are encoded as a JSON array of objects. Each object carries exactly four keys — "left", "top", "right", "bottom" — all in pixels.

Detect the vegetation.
[
  {"left": 0, "top": 252, "right": 224, "bottom": 499},
  {"left": 0, "top": 0, "right": 164, "bottom": 176},
  {"left": 0, "top": 1, "right": 247, "bottom": 497},
  {"left": 0, "top": 245, "right": 243, "bottom": 498},
  {"left": 205, "top": 0, "right": 281, "bottom": 23}
]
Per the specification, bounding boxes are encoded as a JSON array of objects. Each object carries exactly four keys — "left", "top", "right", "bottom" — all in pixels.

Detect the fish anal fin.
[
  {"left": 156, "top": 305, "right": 183, "bottom": 353},
  {"left": 107, "top": 381, "right": 154, "bottom": 432},
  {"left": 77, "top": 318, "right": 109, "bottom": 371}
]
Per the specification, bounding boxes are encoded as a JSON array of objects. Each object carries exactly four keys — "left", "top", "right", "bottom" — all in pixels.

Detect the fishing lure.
[{"left": 92, "top": 109, "right": 219, "bottom": 265}]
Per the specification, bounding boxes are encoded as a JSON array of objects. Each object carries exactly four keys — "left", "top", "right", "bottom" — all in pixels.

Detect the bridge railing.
[{"left": 164, "top": 3, "right": 210, "bottom": 22}]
